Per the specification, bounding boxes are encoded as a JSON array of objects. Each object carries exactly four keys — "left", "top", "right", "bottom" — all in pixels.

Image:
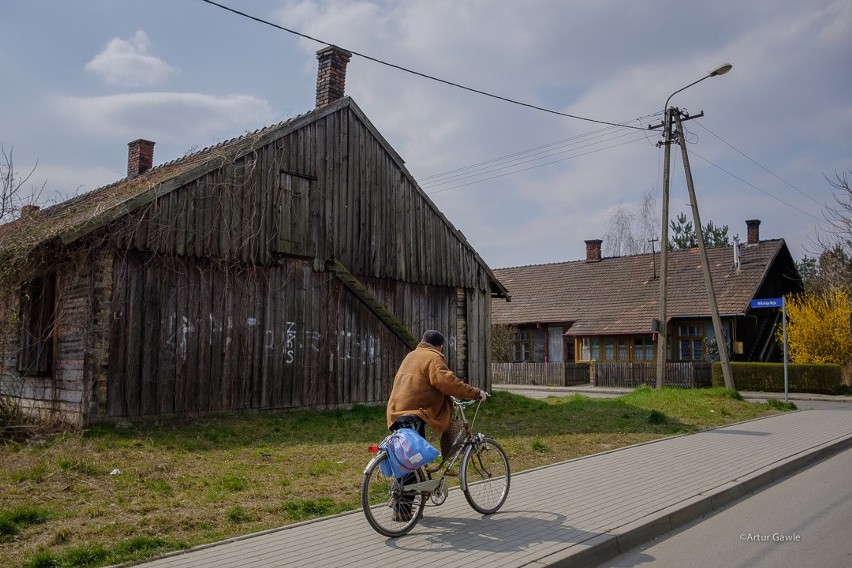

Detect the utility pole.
[
  {"left": 649, "top": 63, "right": 733, "bottom": 389},
  {"left": 673, "top": 111, "right": 735, "bottom": 390},
  {"left": 652, "top": 106, "right": 703, "bottom": 388},
  {"left": 655, "top": 107, "right": 673, "bottom": 388}
]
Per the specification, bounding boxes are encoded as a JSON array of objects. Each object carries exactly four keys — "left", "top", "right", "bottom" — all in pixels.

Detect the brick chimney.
[
  {"left": 316, "top": 45, "right": 352, "bottom": 108},
  {"left": 746, "top": 219, "right": 761, "bottom": 245},
  {"left": 127, "top": 139, "right": 155, "bottom": 178},
  {"left": 585, "top": 239, "right": 602, "bottom": 262}
]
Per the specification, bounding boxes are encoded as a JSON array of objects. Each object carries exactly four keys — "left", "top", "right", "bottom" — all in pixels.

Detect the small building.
[
  {"left": 0, "top": 47, "right": 508, "bottom": 425},
  {"left": 492, "top": 220, "right": 802, "bottom": 369}
]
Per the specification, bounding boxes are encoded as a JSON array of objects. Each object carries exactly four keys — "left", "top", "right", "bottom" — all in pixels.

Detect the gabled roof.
[
  {"left": 0, "top": 99, "right": 349, "bottom": 256},
  {"left": 0, "top": 97, "right": 508, "bottom": 297},
  {"left": 492, "top": 240, "right": 796, "bottom": 335}
]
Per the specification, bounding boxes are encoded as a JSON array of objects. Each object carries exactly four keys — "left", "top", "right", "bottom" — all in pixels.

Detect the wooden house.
[
  {"left": 0, "top": 46, "right": 508, "bottom": 425},
  {"left": 492, "top": 220, "right": 802, "bottom": 369}
]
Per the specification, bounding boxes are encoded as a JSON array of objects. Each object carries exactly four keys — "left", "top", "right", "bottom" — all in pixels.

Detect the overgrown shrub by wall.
[{"left": 711, "top": 362, "right": 843, "bottom": 394}]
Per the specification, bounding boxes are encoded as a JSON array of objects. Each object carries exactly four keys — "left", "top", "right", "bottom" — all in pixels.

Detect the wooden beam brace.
[{"left": 326, "top": 258, "right": 418, "bottom": 350}]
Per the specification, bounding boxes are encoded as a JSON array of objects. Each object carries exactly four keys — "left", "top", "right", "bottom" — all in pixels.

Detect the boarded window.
[
  {"left": 18, "top": 273, "right": 56, "bottom": 375},
  {"left": 455, "top": 287, "right": 467, "bottom": 377},
  {"left": 274, "top": 171, "right": 312, "bottom": 256}
]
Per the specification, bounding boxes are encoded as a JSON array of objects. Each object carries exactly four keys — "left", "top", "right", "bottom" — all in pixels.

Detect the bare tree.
[
  {"left": 819, "top": 170, "right": 852, "bottom": 244},
  {"left": 603, "top": 190, "right": 658, "bottom": 256},
  {"left": 1, "top": 145, "right": 44, "bottom": 224},
  {"left": 490, "top": 323, "right": 519, "bottom": 363},
  {"left": 803, "top": 170, "right": 852, "bottom": 291}
]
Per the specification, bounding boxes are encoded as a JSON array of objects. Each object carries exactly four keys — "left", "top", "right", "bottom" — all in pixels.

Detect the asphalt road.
[{"left": 601, "top": 444, "right": 852, "bottom": 567}]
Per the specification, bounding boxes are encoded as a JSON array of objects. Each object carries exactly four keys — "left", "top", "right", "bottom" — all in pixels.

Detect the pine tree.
[{"left": 669, "top": 212, "right": 730, "bottom": 250}]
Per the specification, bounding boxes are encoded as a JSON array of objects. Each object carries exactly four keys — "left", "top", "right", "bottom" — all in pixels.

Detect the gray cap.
[{"left": 422, "top": 330, "right": 445, "bottom": 346}]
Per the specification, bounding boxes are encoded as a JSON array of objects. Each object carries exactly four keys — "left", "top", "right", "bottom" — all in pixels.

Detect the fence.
[
  {"left": 490, "top": 362, "right": 590, "bottom": 387},
  {"left": 491, "top": 361, "right": 711, "bottom": 389},
  {"left": 592, "top": 362, "right": 711, "bottom": 388}
]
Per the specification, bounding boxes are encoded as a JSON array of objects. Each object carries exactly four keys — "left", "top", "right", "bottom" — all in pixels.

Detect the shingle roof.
[
  {"left": 492, "top": 240, "right": 789, "bottom": 335},
  {"left": 0, "top": 109, "right": 315, "bottom": 258},
  {"left": 0, "top": 97, "right": 508, "bottom": 297}
]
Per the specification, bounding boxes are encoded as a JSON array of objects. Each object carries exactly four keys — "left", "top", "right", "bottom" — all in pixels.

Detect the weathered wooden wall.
[
  {"left": 104, "top": 251, "right": 484, "bottom": 417},
  {"left": 1, "top": 100, "right": 497, "bottom": 423},
  {"left": 113, "top": 105, "right": 493, "bottom": 292}
]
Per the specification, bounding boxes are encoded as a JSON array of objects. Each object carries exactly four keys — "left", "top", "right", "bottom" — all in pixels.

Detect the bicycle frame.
[{"left": 362, "top": 394, "right": 510, "bottom": 536}]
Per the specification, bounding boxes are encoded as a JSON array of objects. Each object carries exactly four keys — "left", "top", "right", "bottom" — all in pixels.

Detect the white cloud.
[
  {"left": 276, "top": 0, "right": 847, "bottom": 267},
  {"left": 4, "top": 0, "right": 848, "bottom": 269},
  {"left": 53, "top": 92, "right": 275, "bottom": 144},
  {"left": 85, "top": 30, "right": 178, "bottom": 87}
]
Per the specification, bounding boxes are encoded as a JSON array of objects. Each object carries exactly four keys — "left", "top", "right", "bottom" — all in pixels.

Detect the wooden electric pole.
[
  {"left": 673, "top": 110, "right": 735, "bottom": 390},
  {"left": 649, "top": 64, "right": 733, "bottom": 390}
]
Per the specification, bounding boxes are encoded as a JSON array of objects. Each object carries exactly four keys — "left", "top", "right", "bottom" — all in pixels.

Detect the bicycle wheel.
[
  {"left": 361, "top": 452, "right": 426, "bottom": 537},
  {"left": 461, "top": 437, "right": 510, "bottom": 514}
]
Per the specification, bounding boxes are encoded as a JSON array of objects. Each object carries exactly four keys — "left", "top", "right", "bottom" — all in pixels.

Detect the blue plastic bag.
[{"left": 378, "top": 427, "right": 439, "bottom": 478}]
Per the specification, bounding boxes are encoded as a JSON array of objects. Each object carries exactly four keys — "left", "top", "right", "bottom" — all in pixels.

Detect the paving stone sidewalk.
[{"left": 130, "top": 409, "right": 852, "bottom": 568}]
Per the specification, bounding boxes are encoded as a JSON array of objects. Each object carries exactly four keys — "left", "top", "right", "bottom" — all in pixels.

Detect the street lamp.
[
  {"left": 653, "top": 64, "right": 734, "bottom": 390},
  {"left": 663, "top": 64, "right": 733, "bottom": 111}
]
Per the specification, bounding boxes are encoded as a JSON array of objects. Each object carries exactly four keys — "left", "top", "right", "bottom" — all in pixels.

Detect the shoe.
[
  {"left": 393, "top": 508, "right": 413, "bottom": 522},
  {"left": 444, "top": 469, "right": 458, "bottom": 477}
]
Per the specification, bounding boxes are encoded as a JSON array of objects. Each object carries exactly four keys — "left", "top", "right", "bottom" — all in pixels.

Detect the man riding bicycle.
[{"left": 386, "top": 330, "right": 487, "bottom": 521}]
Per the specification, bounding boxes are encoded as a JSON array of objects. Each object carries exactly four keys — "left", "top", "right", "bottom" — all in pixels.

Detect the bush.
[
  {"left": 711, "top": 362, "right": 843, "bottom": 394},
  {"left": 780, "top": 288, "right": 852, "bottom": 365}
]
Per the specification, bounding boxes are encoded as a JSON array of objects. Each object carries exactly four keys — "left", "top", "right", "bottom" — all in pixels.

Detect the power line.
[
  {"left": 687, "top": 149, "right": 823, "bottom": 222},
  {"left": 422, "top": 112, "right": 660, "bottom": 184},
  {"left": 422, "top": 128, "right": 642, "bottom": 190},
  {"left": 427, "top": 134, "right": 649, "bottom": 194},
  {"left": 202, "top": 0, "right": 819, "bottom": 223},
  {"left": 692, "top": 121, "right": 824, "bottom": 207},
  {"left": 420, "top": 111, "right": 661, "bottom": 189},
  {"left": 199, "top": 0, "right": 646, "bottom": 130}
]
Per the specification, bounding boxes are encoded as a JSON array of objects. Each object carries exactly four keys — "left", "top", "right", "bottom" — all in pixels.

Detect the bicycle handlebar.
[{"left": 450, "top": 394, "right": 488, "bottom": 407}]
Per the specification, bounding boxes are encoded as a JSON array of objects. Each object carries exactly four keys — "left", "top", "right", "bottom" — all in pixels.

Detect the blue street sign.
[{"left": 750, "top": 298, "right": 783, "bottom": 308}]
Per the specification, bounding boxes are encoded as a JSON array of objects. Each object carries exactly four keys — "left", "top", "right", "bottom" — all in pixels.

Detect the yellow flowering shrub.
[{"left": 779, "top": 288, "right": 852, "bottom": 365}]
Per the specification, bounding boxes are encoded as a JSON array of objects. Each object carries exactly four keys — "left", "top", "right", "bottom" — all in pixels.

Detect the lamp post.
[{"left": 653, "top": 64, "right": 733, "bottom": 389}]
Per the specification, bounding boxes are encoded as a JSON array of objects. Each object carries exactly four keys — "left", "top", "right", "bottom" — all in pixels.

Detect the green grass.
[
  {"left": 0, "top": 388, "right": 792, "bottom": 568},
  {"left": 20, "top": 536, "right": 179, "bottom": 568},
  {"left": 0, "top": 506, "right": 51, "bottom": 537}
]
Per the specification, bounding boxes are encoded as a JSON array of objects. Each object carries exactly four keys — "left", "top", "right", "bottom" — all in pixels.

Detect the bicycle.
[{"left": 361, "top": 395, "right": 510, "bottom": 537}]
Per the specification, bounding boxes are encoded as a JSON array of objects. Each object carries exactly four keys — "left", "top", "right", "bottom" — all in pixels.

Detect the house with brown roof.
[
  {"left": 0, "top": 46, "right": 508, "bottom": 425},
  {"left": 492, "top": 220, "right": 802, "bottom": 379}
]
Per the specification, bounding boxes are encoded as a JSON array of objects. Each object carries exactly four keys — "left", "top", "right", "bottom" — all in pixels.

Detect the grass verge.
[{"left": 0, "top": 387, "right": 791, "bottom": 567}]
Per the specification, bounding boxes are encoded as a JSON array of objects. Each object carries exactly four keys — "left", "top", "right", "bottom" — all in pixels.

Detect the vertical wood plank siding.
[
  {"left": 106, "top": 252, "right": 488, "bottom": 416},
  {"left": 0, "top": 102, "right": 495, "bottom": 423},
  {"left": 93, "top": 105, "right": 493, "bottom": 418}
]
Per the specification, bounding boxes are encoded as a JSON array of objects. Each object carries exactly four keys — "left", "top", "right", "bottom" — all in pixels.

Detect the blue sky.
[{"left": 2, "top": 0, "right": 850, "bottom": 269}]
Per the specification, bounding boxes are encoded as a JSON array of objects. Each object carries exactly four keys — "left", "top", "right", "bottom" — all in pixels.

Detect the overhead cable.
[
  {"left": 692, "top": 122, "right": 823, "bottom": 206},
  {"left": 688, "top": 149, "right": 822, "bottom": 222},
  {"left": 199, "top": 0, "right": 646, "bottom": 130},
  {"left": 427, "top": 134, "right": 650, "bottom": 194}
]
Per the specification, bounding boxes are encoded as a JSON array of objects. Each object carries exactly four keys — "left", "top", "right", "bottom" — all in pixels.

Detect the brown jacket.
[{"left": 386, "top": 341, "right": 481, "bottom": 435}]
